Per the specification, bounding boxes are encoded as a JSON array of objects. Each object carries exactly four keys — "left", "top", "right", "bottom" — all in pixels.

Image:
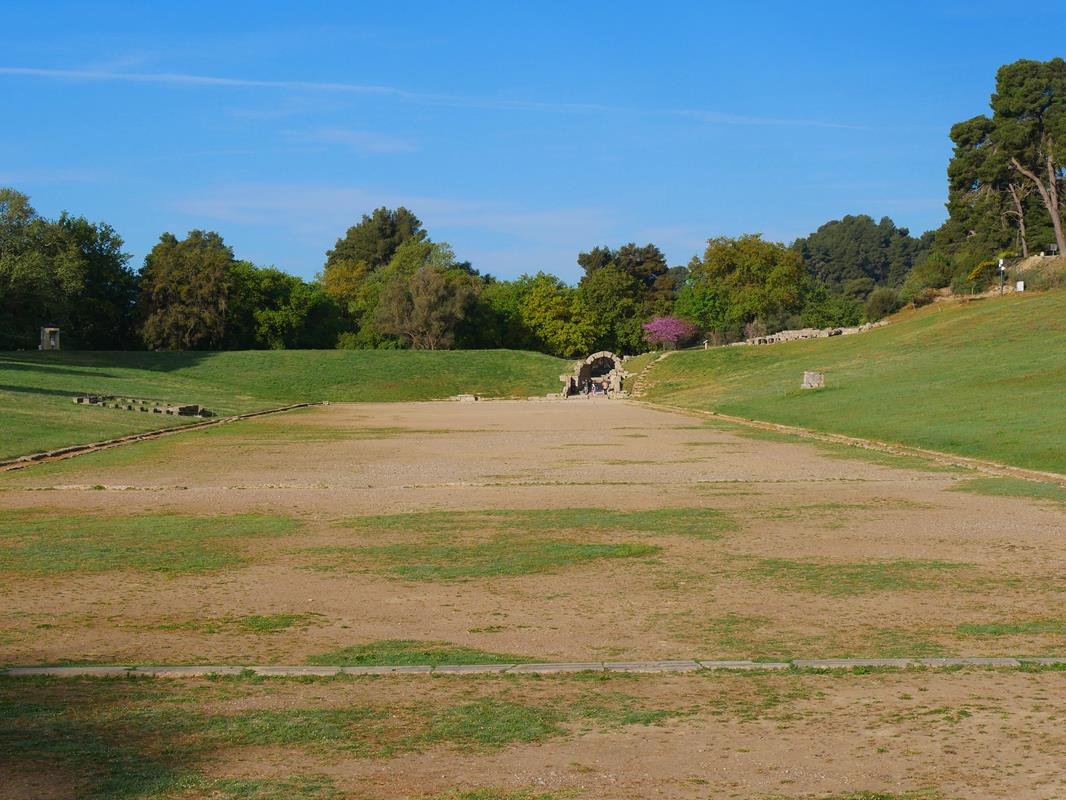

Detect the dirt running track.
[{"left": 1, "top": 400, "right": 1065, "bottom": 798}]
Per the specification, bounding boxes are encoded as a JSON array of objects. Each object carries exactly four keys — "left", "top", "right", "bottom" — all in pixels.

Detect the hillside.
[
  {"left": 644, "top": 291, "right": 1066, "bottom": 474},
  {"left": 0, "top": 349, "right": 567, "bottom": 460}
]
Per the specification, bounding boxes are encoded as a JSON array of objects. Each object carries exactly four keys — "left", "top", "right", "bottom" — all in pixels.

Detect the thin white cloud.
[
  {"left": 0, "top": 66, "right": 866, "bottom": 129},
  {"left": 673, "top": 109, "right": 866, "bottom": 131},
  {"left": 0, "top": 168, "right": 103, "bottom": 184},
  {"left": 285, "top": 127, "right": 417, "bottom": 154},
  {"left": 174, "top": 182, "right": 612, "bottom": 238},
  {"left": 171, "top": 182, "right": 617, "bottom": 279}
]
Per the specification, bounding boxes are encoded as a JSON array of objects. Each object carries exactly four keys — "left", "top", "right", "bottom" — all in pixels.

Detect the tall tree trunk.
[
  {"left": 1011, "top": 155, "right": 1066, "bottom": 255},
  {"left": 1047, "top": 152, "right": 1065, "bottom": 255},
  {"left": 1007, "top": 183, "right": 1030, "bottom": 257}
]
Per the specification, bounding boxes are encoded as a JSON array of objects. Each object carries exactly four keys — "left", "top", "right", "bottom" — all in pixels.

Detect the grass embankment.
[
  {"left": 0, "top": 349, "right": 567, "bottom": 459},
  {"left": 645, "top": 291, "right": 1066, "bottom": 474}
]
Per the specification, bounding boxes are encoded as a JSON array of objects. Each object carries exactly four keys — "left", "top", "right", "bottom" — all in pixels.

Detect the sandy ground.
[
  {"left": 2, "top": 669, "right": 1066, "bottom": 799},
  {"left": 1, "top": 400, "right": 1065, "bottom": 798},
  {"left": 1, "top": 400, "right": 1063, "bottom": 666}
]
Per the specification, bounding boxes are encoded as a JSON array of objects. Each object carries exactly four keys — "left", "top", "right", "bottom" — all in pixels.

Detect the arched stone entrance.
[{"left": 561, "top": 351, "right": 628, "bottom": 397}]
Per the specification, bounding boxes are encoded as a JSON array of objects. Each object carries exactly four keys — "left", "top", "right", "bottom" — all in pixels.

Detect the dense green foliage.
[
  {"left": 0, "top": 193, "right": 906, "bottom": 358},
  {"left": 139, "top": 231, "right": 343, "bottom": 351},
  {"left": 932, "top": 58, "right": 1066, "bottom": 284},
  {"left": 646, "top": 291, "right": 1066, "bottom": 473},
  {"left": 674, "top": 234, "right": 862, "bottom": 341},
  {"left": 0, "top": 349, "right": 567, "bottom": 459},
  {"left": 792, "top": 215, "right": 930, "bottom": 293},
  {"left": 0, "top": 189, "right": 136, "bottom": 350},
  {"left": 3, "top": 57, "right": 1063, "bottom": 358}
]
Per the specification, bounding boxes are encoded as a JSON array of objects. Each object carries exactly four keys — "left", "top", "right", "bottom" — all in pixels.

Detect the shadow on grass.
[
  {"left": 0, "top": 676, "right": 199, "bottom": 799},
  {"left": 0, "top": 350, "right": 217, "bottom": 375},
  {"left": 0, "top": 383, "right": 92, "bottom": 398},
  {"left": 0, "top": 677, "right": 352, "bottom": 798},
  {"left": 0, "top": 357, "right": 121, "bottom": 379}
]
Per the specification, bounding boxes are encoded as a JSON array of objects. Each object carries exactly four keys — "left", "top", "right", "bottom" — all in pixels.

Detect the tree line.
[
  {"left": 0, "top": 194, "right": 926, "bottom": 356},
  {"left": 3, "top": 57, "right": 1061, "bottom": 356}
]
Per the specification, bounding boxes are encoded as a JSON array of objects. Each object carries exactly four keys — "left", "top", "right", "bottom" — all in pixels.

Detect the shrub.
[
  {"left": 911, "top": 287, "right": 940, "bottom": 307},
  {"left": 864, "top": 287, "right": 900, "bottom": 321},
  {"left": 900, "top": 251, "right": 953, "bottom": 303},
  {"left": 801, "top": 294, "right": 862, "bottom": 328}
]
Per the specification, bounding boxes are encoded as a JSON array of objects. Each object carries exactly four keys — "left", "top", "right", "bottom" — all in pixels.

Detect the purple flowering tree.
[{"left": 642, "top": 316, "right": 699, "bottom": 349}]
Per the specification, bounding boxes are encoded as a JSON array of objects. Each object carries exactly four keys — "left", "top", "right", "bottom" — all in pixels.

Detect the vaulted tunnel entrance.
[{"left": 561, "top": 351, "right": 628, "bottom": 397}]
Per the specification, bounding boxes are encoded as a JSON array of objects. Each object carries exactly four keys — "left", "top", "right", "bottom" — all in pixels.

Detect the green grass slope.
[
  {"left": 0, "top": 349, "right": 567, "bottom": 459},
  {"left": 645, "top": 291, "right": 1066, "bottom": 474}
]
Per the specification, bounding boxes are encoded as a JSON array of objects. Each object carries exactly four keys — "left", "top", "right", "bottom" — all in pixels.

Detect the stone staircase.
[{"left": 628, "top": 351, "right": 677, "bottom": 397}]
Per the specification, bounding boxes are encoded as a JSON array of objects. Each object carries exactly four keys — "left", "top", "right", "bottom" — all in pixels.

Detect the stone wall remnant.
[
  {"left": 72, "top": 395, "right": 212, "bottom": 416},
  {"left": 733, "top": 320, "right": 887, "bottom": 347}
]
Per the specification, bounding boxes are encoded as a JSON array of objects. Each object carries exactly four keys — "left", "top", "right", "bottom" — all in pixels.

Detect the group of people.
[
  {"left": 563, "top": 378, "right": 611, "bottom": 397},
  {"left": 582, "top": 379, "right": 610, "bottom": 397}
]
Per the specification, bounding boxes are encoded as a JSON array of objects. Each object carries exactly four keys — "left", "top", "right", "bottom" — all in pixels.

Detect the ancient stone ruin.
[
  {"left": 561, "top": 351, "right": 628, "bottom": 397},
  {"left": 73, "top": 395, "right": 213, "bottom": 417},
  {"left": 39, "top": 326, "right": 60, "bottom": 350},
  {"left": 736, "top": 320, "right": 887, "bottom": 347}
]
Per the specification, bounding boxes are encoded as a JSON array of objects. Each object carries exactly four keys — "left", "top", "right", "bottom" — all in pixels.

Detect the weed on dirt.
[
  {"left": 744, "top": 558, "right": 972, "bottom": 596},
  {"left": 0, "top": 675, "right": 687, "bottom": 797},
  {"left": 156, "top": 613, "right": 324, "bottom": 635},
  {"left": 306, "top": 639, "right": 536, "bottom": 666},
  {"left": 950, "top": 477, "right": 1066, "bottom": 507},
  {"left": 340, "top": 507, "right": 738, "bottom": 539},
  {"left": 0, "top": 510, "right": 298, "bottom": 575},
  {"left": 312, "top": 536, "right": 659, "bottom": 581}
]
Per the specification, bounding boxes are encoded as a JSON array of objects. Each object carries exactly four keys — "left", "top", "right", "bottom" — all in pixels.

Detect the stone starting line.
[{"left": 4, "top": 657, "right": 1065, "bottom": 678}]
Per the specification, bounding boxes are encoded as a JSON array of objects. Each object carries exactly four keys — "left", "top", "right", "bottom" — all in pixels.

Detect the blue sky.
[{"left": 2, "top": 2, "right": 1064, "bottom": 282}]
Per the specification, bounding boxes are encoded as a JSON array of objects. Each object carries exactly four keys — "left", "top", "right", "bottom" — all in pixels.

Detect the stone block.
[
  {"left": 604, "top": 660, "right": 701, "bottom": 672},
  {"left": 339, "top": 665, "right": 433, "bottom": 675},
  {"left": 432, "top": 663, "right": 514, "bottom": 674},
  {"left": 793, "top": 658, "right": 912, "bottom": 669},
  {"left": 251, "top": 666, "right": 344, "bottom": 676},
  {"left": 508, "top": 662, "right": 604, "bottom": 673},
  {"left": 7, "top": 666, "right": 133, "bottom": 677},
  {"left": 133, "top": 665, "right": 245, "bottom": 677}
]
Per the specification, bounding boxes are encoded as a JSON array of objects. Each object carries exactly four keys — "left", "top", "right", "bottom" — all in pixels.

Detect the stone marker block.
[
  {"left": 383, "top": 665, "right": 434, "bottom": 674},
  {"left": 697, "top": 660, "right": 789, "bottom": 670},
  {"left": 604, "top": 660, "right": 701, "bottom": 672},
  {"left": 508, "top": 662, "right": 604, "bottom": 673},
  {"left": 918, "top": 657, "right": 1020, "bottom": 667},
  {"left": 432, "top": 663, "right": 515, "bottom": 674},
  {"left": 252, "top": 666, "right": 343, "bottom": 676},
  {"left": 133, "top": 665, "right": 245, "bottom": 677},
  {"left": 793, "top": 658, "right": 912, "bottom": 669},
  {"left": 801, "top": 371, "right": 825, "bottom": 389},
  {"left": 338, "top": 665, "right": 434, "bottom": 675},
  {"left": 339, "top": 666, "right": 396, "bottom": 675},
  {"left": 7, "top": 666, "right": 133, "bottom": 677}
]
